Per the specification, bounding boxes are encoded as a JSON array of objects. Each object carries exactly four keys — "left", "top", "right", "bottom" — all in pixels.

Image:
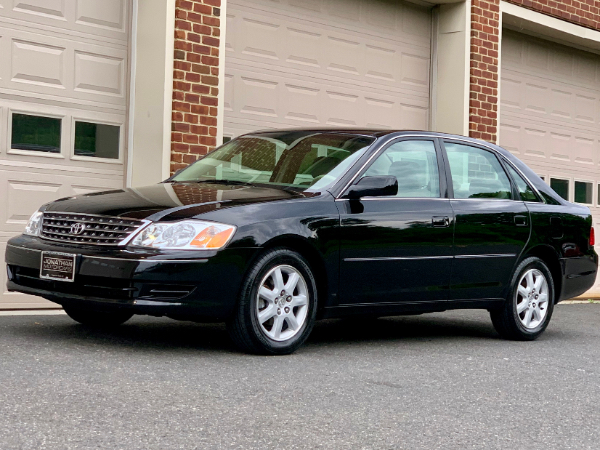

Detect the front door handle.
[
  {"left": 432, "top": 216, "right": 450, "bottom": 228},
  {"left": 514, "top": 215, "right": 528, "bottom": 227}
]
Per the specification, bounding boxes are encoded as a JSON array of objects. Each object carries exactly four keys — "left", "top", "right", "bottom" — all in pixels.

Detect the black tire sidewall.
[
  {"left": 508, "top": 257, "right": 555, "bottom": 337},
  {"left": 241, "top": 249, "right": 318, "bottom": 354}
]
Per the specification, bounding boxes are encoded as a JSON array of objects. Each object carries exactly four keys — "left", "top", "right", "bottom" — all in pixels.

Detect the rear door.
[
  {"left": 442, "top": 140, "right": 531, "bottom": 300},
  {"left": 337, "top": 138, "right": 454, "bottom": 305}
]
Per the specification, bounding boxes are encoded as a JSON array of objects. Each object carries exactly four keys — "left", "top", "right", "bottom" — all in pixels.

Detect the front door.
[
  {"left": 337, "top": 138, "right": 454, "bottom": 306},
  {"left": 442, "top": 140, "right": 531, "bottom": 300}
]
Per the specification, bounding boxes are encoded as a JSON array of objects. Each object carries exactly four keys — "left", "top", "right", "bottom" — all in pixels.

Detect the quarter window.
[
  {"left": 11, "top": 113, "right": 61, "bottom": 153},
  {"left": 575, "top": 181, "right": 592, "bottom": 204},
  {"left": 444, "top": 142, "right": 512, "bottom": 199},
  {"left": 550, "top": 178, "right": 569, "bottom": 201},
  {"left": 361, "top": 140, "right": 440, "bottom": 198},
  {"left": 74, "top": 121, "right": 120, "bottom": 159},
  {"left": 506, "top": 165, "right": 540, "bottom": 202}
]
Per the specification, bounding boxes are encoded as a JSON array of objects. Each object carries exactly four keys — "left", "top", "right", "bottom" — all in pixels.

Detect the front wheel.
[
  {"left": 64, "top": 306, "right": 134, "bottom": 327},
  {"left": 490, "top": 256, "right": 555, "bottom": 340},
  {"left": 227, "top": 248, "right": 318, "bottom": 355}
]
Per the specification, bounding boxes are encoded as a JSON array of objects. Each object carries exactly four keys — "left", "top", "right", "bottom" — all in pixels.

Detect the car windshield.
[{"left": 171, "top": 131, "right": 375, "bottom": 191}]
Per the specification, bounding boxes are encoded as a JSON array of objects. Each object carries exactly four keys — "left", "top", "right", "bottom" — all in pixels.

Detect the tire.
[
  {"left": 64, "top": 306, "right": 134, "bottom": 327},
  {"left": 490, "top": 256, "right": 555, "bottom": 341},
  {"left": 227, "top": 248, "right": 318, "bottom": 355}
]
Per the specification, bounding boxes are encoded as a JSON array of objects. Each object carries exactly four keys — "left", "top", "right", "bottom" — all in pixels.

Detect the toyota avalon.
[{"left": 5, "top": 129, "right": 598, "bottom": 354}]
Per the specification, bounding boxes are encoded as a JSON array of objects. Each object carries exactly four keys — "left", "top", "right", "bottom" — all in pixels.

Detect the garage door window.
[
  {"left": 575, "top": 181, "right": 593, "bottom": 204},
  {"left": 550, "top": 178, "right": 569, "bottom": 201},
  {"left": 74, "top": 121, "right": 120, "bottom": 159},
  {"left": 11, "top": 113, "right": 61, "bottom": 154}
]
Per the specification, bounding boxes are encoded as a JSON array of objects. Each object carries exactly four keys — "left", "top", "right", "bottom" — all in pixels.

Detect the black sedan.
[{"left": 5, "top": 130, "right": 598, "bottom": 354}]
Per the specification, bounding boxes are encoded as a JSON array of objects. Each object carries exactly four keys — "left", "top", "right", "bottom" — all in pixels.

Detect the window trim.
[
  {"left": 339, "top": 137, "right": 447, "bottom": 200},
  {"left": 7, "top": 109, "right": 65, "bottom": 160},
  {"left": 549, "top": 176, "right": 572, "bottom": 202},
  {"left": 70, "top": 116, "right": 125, "bottom": 165},
  {"left": 500, "top": 157, "right": 544, "bottom": 203},
  {"left": 574, "top": 178, "right": 594, "bottom": 206}
]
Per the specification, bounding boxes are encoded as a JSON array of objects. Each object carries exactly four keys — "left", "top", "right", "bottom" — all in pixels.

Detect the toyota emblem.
[{"left": 69, "top": 223, "right": 86, "bottom": 235}]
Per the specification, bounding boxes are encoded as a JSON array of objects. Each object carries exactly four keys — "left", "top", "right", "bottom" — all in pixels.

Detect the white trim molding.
[
  {"left": 432, "top": 0, "right": 471, "bottom": 137},
  {"left": 128, "top": 0, "right": 176, "bottom": 187},
  {"left": 216, "top": 0, "right": 227, "bottom": 147},
  {"left": 501, "top": 1, "right": 600, "bottom": 53}
]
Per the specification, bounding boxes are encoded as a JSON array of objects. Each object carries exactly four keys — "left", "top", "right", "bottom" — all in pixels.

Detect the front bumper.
[{"left": 5, "top": 235, "right": 258, "bottom": 320}]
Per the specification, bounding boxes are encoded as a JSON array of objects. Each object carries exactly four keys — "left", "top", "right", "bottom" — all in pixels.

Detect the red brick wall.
[
  {"left": 469, "top": 0, "right": 500, "bottom": 143},
  {"left": 171, "top": 0, "right": 221, "bottom": 174},
  {"left": 505, "top": 0, "right": 600, "bottom": 31}
]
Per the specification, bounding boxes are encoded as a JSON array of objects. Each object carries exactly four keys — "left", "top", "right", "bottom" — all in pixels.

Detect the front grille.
[{"left": 41, "top": 212, "right": 145, "bottom": 246}]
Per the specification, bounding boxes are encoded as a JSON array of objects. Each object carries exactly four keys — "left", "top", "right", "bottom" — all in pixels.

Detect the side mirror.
[{"left": 346, "top": 176, "right": 398, "bottom": 199}]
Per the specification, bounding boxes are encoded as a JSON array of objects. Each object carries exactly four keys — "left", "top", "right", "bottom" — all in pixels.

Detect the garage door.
[
  {"left": 0, "top": 0, "right": 131, "bottom": 308},
  {"left": 224, "top": 0, "right": 432, "bottom": 139},
  {"left": 500, "top": 29, "right": 600, "bottom": 295}
]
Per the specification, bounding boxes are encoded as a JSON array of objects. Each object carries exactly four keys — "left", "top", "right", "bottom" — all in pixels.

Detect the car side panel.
[{"left": 524, "top": 202, "right": 597, "bottom": 301}]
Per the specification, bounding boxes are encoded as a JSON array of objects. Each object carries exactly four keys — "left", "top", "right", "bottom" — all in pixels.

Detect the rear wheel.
[
  {"left": 227, "top": 248, "right": 317, "bottom": 355},
  {"left": 64, "top": 306, "right": 133, "bottom": 327},
  {"left": 490, "top": 256, "right": 555, "bottom": 340}
]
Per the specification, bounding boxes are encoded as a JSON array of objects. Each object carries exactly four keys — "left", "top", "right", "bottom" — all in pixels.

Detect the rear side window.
[
  {"left": 361, "top": 140, "right": 440, "bottom": 198},
  {"left": 444, "top": 142, "right": 512, "bottom": 199},
  {"left": 506, "top": 164, "right": 541, "bottom": 202}
]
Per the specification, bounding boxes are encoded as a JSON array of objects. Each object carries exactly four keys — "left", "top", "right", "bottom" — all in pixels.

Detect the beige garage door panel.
[
  {"left": 0, "top": 24, "right": 128, "bottom": 110},
  {"left": 1, "top": 0, "right": 129, "bottom": 42},
  {"left": 500, "top": 29, "right": 600, "bottom": 295},
  {"left": 225, "top": 0, "right": 431, "bottom": 138}
]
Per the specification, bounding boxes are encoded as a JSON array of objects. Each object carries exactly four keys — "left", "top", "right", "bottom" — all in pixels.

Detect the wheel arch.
[
  {"left": 257, "top": 235, "right": 330, "bottom": 316},
  {"left": 521, "top": 245, "right": 562, "bottom": 303}
]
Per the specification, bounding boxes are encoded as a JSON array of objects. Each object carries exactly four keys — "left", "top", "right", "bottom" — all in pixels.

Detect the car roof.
[{"left": 244, "top": 128, "right": 485, "bottom": 141}]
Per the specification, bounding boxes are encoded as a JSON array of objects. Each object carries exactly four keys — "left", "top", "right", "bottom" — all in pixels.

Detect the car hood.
[{"left": 43, "top": 182, "right": 313, "bottom": 221}]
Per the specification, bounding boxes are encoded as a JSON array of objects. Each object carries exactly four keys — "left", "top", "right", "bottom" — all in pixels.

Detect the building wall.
[
  {"left": 470, "top": 0, "right": 501, "bottom": 143},
  {"left": 171, "top": 0, "right": 222, "bottom": 174}
]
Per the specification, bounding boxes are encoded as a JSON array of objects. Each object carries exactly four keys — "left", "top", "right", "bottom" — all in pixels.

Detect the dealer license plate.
[{"left": 40, "top": 252, "right": 76, "bottom": 282}]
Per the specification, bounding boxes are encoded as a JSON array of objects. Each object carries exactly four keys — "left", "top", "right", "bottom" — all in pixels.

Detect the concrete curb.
[{"left": 0, "top": 310, "right": 66, "bottom": 316}]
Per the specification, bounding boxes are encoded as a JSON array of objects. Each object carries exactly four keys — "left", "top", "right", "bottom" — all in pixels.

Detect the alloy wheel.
[
  {"left": 515, "top": 268, "right": 549, "bottom": 329},
  {"left": 256, "top": 264, "right": 309, "bottom": 341}
]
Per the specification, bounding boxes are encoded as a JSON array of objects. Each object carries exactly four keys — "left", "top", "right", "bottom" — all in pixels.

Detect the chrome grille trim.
[{"left": 40, "top": 212, "right": 148, "bottom": 246}]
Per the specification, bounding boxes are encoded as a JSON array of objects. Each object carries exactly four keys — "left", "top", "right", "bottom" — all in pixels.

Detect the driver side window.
[{"left": 361, "top": 140, "right": 441, "bottom": 198}]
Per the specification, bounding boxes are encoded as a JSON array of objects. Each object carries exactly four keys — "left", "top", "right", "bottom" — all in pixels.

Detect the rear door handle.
[
  {"left": 514, "top": 215, "right": 528, "bottom": 226},
  {"left": 432, "top": 216, "right": 450, "bottom": 228}
]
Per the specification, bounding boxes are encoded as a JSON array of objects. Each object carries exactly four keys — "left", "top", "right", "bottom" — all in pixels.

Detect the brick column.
[
  {"left": 469, "top": 0, "right": 500, "bottom": 143},
  {"left": 171, "top": 0, "right": 221, "bottom": 174}
]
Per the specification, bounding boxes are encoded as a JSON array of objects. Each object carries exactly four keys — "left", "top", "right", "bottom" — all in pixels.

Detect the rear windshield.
[{"left": 171, "top": 132, "right": 375, "bottom": 191}]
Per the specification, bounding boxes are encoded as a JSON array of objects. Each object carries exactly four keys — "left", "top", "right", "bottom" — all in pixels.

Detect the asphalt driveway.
[{"left": 1, "top": 305, "right": 599, "bottom": 449}]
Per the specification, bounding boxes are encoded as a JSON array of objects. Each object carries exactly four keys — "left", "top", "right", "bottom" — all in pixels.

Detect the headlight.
[
  {"left": 130, "top": 220, "right": 236, "bottom": 250},
  {"left": 24, "top": 210, "right": 43, "bottom": 236}
]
